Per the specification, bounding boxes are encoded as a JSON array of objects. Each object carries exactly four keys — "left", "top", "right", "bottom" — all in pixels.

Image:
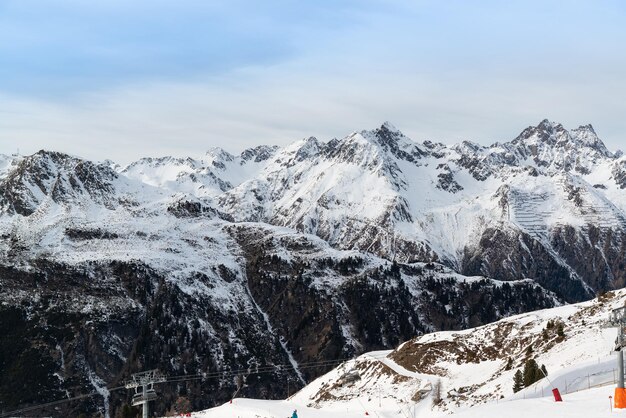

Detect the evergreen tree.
[
  {"left": 522, "top": 358, "right": 545, "bottom": 387},
  {"left": 513, "top": 370, "right": 524, "bottom": 393},
  {"left": 523, "top": 359, "right": 537, "bottom": 387},
  {"left": 541, "top": 364, "right": 548, "bottom": 377}
]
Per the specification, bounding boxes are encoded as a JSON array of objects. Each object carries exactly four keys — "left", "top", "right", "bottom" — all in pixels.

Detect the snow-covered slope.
[
  {"left": 3, "top": 120, "right": 625, "bottom": 297},
  {"left": 193, "top": 289, "right": 626, "bottom": 418},
  {"left": 193, "top": 386, "right": 619, "bottom": 418}
]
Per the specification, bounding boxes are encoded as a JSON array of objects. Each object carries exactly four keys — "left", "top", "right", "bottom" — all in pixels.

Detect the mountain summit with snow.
[{"left": 1, "top": 120, "right": 625, "bottom": 417}]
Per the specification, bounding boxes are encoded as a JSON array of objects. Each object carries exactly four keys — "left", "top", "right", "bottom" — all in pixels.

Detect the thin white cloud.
[
  {"left": 2, "top": 1, "right": 625, "bottom": 162},
  {"left": 2, "top": 66, "right": 625, "bottom": 164}
]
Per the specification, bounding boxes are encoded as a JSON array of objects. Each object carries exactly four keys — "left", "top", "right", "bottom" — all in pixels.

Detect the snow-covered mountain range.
[{"left": 1, "top": 119, "right": 625, "bottom": 416}]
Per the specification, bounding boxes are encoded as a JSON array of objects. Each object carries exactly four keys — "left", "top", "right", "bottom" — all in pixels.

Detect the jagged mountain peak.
[
  {"left": 372, "top": 123, "right": 429, "bottom": 163},
  {"left": 513, "top": 119, "right": 610, "bottom": 154},
  {"left": 0, "top": 153, "right": 15, "bottom": 176},
  {"left": 204, "top": 147, "right": 234, "bottom": 162},
  {"left": 293, "top": 136, "right": 321, "bottom": 161},
  {"left": 121, "top": 155, "right": 232, "bottom": 197},
  {"left": 29, "top": 149, "right": 83, "bottom": 165},
  {"left": 122, "top": 155, "right": 200, "bottom": 172},
  {"left": 491, "top": 119, "right": 615, "bottom": 175},
  {"left": 14, "top": 149, "right": 116, "bottom": 177},
  {"left": 239, "top": 144, "right": 280, "bottom": 163},
  {"left": 0, "top": 149, "right": 118, "bottom": 215},
  {"left": 373, "top": 122, "right": 404, "bottom": 145},
  {"left": 265, "top": 137, "right": 322, "bottom": 170},
  {"left": 570, "top": 123, "right": 612, "bottom": 157},
  {"left": 574, "top": 123, "right": 596, "bottom": 135},
  {"left": 513, "top": 119, "right": 566, "bottom": 145},
  {"left": 280, "top": 136, "right": 321, "bottom": 155},
  {"left": 452, "top": 139, "right": 485, "bottom": 154},
  {"left": 537, "top": 118, "right": 561, "bottom": 130},
  {"left": 327, "top": 122, "right": 427, "bottom": 167},
  {"left": 325, "top": 130, "right": 385, "bottom": 167},
  {"left": 359, "top": 122, "right": 408, "bottom": 145},
  {"left": 380, "top": 120, "right": 400, "bottom": 132}
]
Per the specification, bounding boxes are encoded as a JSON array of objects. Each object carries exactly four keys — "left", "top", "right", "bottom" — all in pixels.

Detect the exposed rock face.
[
  {"left": 0, "top": 119, "right": 625, "bottom": 416},
  {"left": 436, "top": 164, "right": 464, "bottom": 193},
  {"left": 550, "top": 224, "right": 626, "bottom": 291},
  {"left": 0, "top": 151, "right": 118, "bottom": 215},
  {"left": 613, "top": 159, "right": 626, "bottom": 189},
  {"left": 0, "top": 261, "right": 150, "bottom": 415},
  {"left": 461, "top": 227, "right": 590, "bottom": 303}
]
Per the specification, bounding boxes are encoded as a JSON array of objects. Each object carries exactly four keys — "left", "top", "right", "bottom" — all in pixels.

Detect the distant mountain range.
[{"left": 1, "top": 119, "right": 625, "bottom": 417}]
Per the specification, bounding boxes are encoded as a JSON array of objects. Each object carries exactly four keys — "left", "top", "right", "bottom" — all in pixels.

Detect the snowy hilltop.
[{"left": 0, "top": 119, "right": 625, "bottom": 416}]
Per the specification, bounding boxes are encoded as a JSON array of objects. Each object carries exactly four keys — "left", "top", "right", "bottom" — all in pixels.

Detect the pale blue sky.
[{"left": 1, "top": 0, "right": 626, "bottom": 162}]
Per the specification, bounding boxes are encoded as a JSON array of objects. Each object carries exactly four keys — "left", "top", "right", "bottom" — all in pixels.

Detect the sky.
[{"left": 1, "top": 0, "right": 626, "bottom": 164}]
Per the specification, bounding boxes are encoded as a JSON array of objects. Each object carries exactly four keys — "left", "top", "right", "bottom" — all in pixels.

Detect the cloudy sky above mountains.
[{"left": 1, "top": 0, "right": 626, "bottom": 163}]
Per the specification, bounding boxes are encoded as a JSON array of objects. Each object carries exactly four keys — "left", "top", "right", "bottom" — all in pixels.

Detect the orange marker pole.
[{"left": 615, "top": 387, "right": 626, "bottom": 408}]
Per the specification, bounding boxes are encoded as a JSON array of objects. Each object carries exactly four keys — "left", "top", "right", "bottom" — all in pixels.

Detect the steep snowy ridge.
[
  {"left": 1, "top": 119, "right": 626, "bottom": 417},
  {"left": 485, "top": 120, "right": 614, "bottom": 174},
  {"left": 120, "top": 144, "right": 280, "bottom": 200},
  {"left": 195, "top": 289, "right": 625, "bottom": 418},
  {"left": 0, "top": 150, "right": 120, "bottom": 215},
  {"left": 121, "top": 156, "right": 229, "bottom": 198}
]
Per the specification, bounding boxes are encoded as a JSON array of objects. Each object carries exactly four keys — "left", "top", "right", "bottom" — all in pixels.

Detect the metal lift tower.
[
  {"left": 608, "top": 306, "right": 626, "bottom": 408},
  {"left": 125, "top": 370, "right": 166, "bottom": 418}
]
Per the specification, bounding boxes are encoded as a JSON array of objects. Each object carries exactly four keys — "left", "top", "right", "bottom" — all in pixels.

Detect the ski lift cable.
[
  {"left": 0, "top": 352, "right": 390, "bottom": 417},
  {"left": 161, "top": 354, "right": 386, "bottom": 383},
  {"left": 0, "top": 384, "right": 127, "bottom": 418}
]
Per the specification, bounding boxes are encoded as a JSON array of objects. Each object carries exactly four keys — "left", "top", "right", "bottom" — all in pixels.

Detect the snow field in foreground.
[{"left": 190, "top": 386, "right": 626, "bottom": 418}]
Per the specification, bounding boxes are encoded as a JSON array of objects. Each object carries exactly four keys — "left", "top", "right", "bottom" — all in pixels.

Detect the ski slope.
[{"left": 190, "top": 386, "right": 622, "bottom": 418}]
